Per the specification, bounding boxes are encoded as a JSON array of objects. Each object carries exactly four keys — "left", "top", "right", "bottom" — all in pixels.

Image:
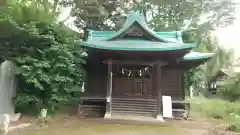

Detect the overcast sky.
[
  {"left": 59, "top": 0, "right": 240, "bottom": 58},
  {"left": 216, "top": 1, "right": 240, "bottom": 58}
]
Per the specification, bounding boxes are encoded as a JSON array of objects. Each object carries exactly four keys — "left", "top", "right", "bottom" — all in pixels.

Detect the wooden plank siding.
[
  {"left": 84, "top": 66, "right": 185, "bottom": 99},
  {"left": 162, "top": 68, "right": 185, "bottom": 100},
  {"left": 84, "top": 63, "right": 108, "bottom": 97}
]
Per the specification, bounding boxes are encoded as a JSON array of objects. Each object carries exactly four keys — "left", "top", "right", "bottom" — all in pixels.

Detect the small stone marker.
[
  {"left": 39, "top": 109, "right": 47, "bottom": 118},
  {"left": 0, "top": 114, "right": 10, "bottom": 135}
]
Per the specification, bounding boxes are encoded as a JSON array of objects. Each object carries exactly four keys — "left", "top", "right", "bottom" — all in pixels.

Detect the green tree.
[
  {"left": 61, "top": 0, "right": 125, "bottom": 33},
  {"left": 219, "top": 75, "right": 240, "bottom": 102},
  {"left": 67, "top": 0, "right": 235, "bottom": 32},
  {"left": 0, "top": 0, "right": 85, "bottom": 114},
  {"left": 184, "top": 35, "right": 233, "bottom": 91}
]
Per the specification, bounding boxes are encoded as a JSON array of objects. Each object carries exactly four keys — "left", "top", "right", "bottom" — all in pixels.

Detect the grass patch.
[{"left": 188, "top": 97, "right": 240, "bottom": 132}]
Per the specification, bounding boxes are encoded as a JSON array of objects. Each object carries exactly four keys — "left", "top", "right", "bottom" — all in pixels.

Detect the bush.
[
  {"left": 189, "top": 98, "right": 228, "bottom": 119},
  {"left": 189, "top": 97, "right": 240, "bottom": 132},
  {"left": 218, "top": 76, "right": 240, "bottom": 102},
  {"left": 227, "top": 122, "right": 240, "bottom": 132}
]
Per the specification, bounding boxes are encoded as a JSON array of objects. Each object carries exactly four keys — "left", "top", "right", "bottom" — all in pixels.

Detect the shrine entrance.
[{"left": 113, "top": 65, "right": 153, "bottom": 98}]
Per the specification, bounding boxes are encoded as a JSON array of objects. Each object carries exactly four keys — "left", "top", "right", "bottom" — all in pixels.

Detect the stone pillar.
[
  {"left": 156, "top": 62, "right": 164, "bottom": 122},
  {"left": 104, "top": 59, "right": 113, "bottom": 119}
]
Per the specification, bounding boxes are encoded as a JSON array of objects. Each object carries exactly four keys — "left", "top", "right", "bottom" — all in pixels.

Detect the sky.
[
  {"left": 215, "top": 0, "right": 240, "bottom": 58},
  {"left": 59, "top": 0, "right": 240, "bottom": 58}
]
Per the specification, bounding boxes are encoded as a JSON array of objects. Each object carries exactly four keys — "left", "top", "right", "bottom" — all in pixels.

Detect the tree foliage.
[
  {"left": 0, "top": 0, "right": 85, "bottom": 113},
  {"left": 12, "top": 23, "right": 85, "bottom": 112},
  {"left": 60, "top": 0, "right": 125, "bottom": 32},
  {"left": 62, "top": 0, "right": 236, "bottom": 90},
  {"left": 219, "top": 75, "right": 240, "bottom": 102},
  {"left": 65, "top": 0, "right": 235, "bottom": 33},
  {"left": 193, "top": 36, "right": 233, "bottom": 86},
  {"left": 184, "top": 40, "right": 233, "bottom": 91}
]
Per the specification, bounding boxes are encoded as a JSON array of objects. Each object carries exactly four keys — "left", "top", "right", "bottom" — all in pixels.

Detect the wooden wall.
[
  {"left": 85, "top": 64, "right": 185, "bottom": 99},
  {"left": 85, "top": 63, "right": 108, "bottom": 96},
  {"left": 162, "top": 67, "right": 185, "bottom": 100}
]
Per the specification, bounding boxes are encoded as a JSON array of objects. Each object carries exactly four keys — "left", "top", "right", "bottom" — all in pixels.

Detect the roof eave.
[
  {"left": 77, "top": 41, "right": 196, "bottom": 51},
  {"left": 181, "top": 52, "right": 215, "bottom": 61}
]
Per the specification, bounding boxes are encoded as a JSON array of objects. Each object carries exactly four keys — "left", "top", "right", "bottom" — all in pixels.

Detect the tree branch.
[{"left": 53, "top": 0, "right": 60, "bottom": 13}]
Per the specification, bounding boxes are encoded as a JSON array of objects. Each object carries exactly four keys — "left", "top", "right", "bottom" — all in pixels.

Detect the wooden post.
[
  {"left": 104, "top": 59, "right": 113, "bottom": 119},
  {"left": 156, "top": 62, "right": 164, "bottom": 121}
]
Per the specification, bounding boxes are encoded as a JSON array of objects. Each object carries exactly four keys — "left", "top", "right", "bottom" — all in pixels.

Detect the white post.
[{"left": 189, "top": 86, "right": 194, "bottom": 98}]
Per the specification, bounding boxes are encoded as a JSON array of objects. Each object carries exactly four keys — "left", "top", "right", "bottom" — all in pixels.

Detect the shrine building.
[{"left": 76, "top": 12, "right": 214, "bottom": 121}]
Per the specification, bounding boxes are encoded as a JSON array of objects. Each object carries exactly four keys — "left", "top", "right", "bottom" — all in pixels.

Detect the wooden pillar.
[
  {"left": 156, "top": 62, "right": 164, "bottom": 121},
  {"left": 104, "top": 59, "right": 113, "bottom": 119}
]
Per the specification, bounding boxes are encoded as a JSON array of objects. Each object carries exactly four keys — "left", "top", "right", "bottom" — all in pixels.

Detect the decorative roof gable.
[{"left": 104, "top": 12, "right": 171, "bottom": 42}]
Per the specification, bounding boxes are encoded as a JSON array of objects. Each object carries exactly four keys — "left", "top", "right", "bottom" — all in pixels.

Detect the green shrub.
[
  {"left": 189, "top": 97, "right": 240, "bottom": 132},
  {"left": 227, "top": 122, "right": 240, "bottom": 132},
  {"left": 189, "top": 98, "right": 240, "bottom": 120},
  {"left": 218, "top": 76, "right": 240, "bottom": 102}
]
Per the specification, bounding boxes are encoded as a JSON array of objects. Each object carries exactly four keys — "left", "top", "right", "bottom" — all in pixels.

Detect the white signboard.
[{"left": 162, "top": 96, "right": 173, "bottom": 118}]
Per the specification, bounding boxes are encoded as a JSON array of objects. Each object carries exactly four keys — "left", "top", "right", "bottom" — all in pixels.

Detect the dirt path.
[{"left": 7, "top": 116, "right": 239, "bottom": 135}]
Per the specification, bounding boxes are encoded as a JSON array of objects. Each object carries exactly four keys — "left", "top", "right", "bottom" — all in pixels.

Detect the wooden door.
[
  {"left": 133, "top": 78, "right": 143, "bottom": 96},
  {"left": 142, "top": 79, "right": 152, "bottom": 96},
  {"left": 114, "top": 77, "right": 152, "bottom": 97}
]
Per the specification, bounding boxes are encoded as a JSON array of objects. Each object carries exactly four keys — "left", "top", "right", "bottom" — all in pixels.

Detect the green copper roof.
[
  {"left": 76, "top": 11, "right": 214, "bottom": 64},
  {"left": 77, "top": 12, "right": 203, "bottom": 53},
  {"left": 88, "top": 31, "right": 183, "bottom": 43},
  {"left": 80, "top": 40, "right": 196, "bottom": 51},
  {"left": 182, "top": 52, "right": 215, "bottom": 61}
]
